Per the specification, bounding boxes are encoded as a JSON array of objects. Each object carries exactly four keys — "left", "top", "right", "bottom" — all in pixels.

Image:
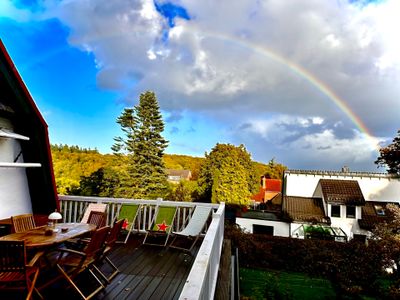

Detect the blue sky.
[{"left": 1, "top": 0, "right": 399, "bottom": 171}]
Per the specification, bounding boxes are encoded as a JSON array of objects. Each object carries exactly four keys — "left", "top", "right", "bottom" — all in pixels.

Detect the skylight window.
[{"left": 374, "top": 205, "right": 385, "bottom": 216}]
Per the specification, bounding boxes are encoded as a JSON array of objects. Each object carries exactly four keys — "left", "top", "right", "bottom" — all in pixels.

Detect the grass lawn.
[{"left": 240, "top": 268, "right": 336, "bottom": 300}]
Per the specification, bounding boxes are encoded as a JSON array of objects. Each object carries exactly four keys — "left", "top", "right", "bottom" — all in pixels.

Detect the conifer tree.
[{"left": 112, "top": 91, "right": 169, "bottom": 198}]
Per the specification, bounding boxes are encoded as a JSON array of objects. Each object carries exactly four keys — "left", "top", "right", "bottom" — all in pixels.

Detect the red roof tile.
[{"left": 265, "top": 179, "right": 282, "bottom": 192}]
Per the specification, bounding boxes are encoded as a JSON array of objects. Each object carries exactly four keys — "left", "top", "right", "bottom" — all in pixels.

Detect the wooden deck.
[
  {"left": 97, "top": 237, "right": 195, "bottom": 300},
  {"left": 31, "top": 235, "right": 196, "bottom": 300}
]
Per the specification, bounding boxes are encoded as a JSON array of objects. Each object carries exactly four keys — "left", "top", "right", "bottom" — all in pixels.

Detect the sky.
[{"left": 1, "top": 0, "right": 399, "bottom": 172}]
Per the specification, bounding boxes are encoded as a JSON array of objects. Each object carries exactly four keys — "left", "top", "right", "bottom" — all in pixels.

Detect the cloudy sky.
[{"left": 1, "top": 0, "right": 399, "bottom": 171}]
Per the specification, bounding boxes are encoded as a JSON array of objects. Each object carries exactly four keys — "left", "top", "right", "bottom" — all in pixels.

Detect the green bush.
[{"left": 226, "top": 224, "right": 386, "bottom": 298}]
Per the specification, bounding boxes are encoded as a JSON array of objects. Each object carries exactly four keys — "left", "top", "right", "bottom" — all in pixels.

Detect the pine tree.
[{"left": 112, "top": 91, "right": 169, "bottom": 198}]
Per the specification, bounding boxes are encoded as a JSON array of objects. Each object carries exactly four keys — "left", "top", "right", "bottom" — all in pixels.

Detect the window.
[
  {"left": 253, "top": 225, "right": 274, "bottom": 235},
  {"left": 374, "top": 205, "right": 385, "bottom": 216},
  {"left": 331, "top": 205, "right": 341, "bottom": 218},
  {"left": 346, "top": 206, "right": 356, "bottom": 218}
]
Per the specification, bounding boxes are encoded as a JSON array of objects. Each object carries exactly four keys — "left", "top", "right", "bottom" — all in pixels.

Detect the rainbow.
[{"left": 182, "top": 25, "right": 380, "bottom": 149}]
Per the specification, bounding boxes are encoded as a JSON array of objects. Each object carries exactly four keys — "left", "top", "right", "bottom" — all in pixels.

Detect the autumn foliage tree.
[
  {"left": 198, "top": 143, "right": 257, "bottom": 205},
  {"left": 375, "top": 129, "right": 400, "bottom": 175}
]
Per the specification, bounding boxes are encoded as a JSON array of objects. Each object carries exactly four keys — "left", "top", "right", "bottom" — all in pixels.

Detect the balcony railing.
[{"left": 58, "top": 195, "right": 225, "bottom": 300}]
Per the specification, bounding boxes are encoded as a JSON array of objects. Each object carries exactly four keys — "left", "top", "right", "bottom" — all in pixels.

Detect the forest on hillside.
[{"left": 51, "top": 144, "right": 286, "bottom": 202}]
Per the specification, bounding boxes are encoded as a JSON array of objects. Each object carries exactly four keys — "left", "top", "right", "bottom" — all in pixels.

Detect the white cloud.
[
  {"left": 5, "top": 0, "right": 398, "bottom": 170},
  {"left": 0, "top": 1, "right": 32, "bottom": 21}
]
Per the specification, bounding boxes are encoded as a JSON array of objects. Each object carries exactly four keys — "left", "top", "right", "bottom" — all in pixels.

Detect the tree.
[
  {"left": 197, "top": 143, "right": 257, "bottom": 205},
  {"left": 375, "top": 130, "right": 400, "bottom": 175},
  {"left": 74, "top": 167, "right": 120, "bottom": 197},
  {"left": 112, "top": 91, "right": 169, "bottom": 198},
  {"left": 372, "top": 204, "right": 400, "bottom": 277},
  {"left": 167, "top": 181, "right": 199, "bottom": 202}
]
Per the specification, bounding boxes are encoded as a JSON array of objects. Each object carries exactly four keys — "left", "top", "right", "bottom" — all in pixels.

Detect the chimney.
[
  {"left": 341, "top": 166, "right": 350, "bottom": 173},
  {"left": 262, "top": 176, "right": 266, "bottom": 189}
]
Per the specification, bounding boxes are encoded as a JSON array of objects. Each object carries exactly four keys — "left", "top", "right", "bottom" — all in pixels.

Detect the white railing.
[
  {"left": 58, "top": 195, "right": 225, "bottom": 299},
  {"left": 179, "top": 202, "right": 225, "bottom": 300}
]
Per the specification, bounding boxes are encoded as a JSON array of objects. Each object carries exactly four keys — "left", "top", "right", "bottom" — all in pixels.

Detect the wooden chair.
[
  {"left": 0, "top": 240, "right": 44, "bottom": 300},
  {"left": 80, "top": 203, "right": 107, "bottom": 224},
  {"left": 92, "top": 219, "right": 124, "bottom": 284},
  {"left": 143, "top": 206, "right": 177, "bottom": 247},
  {"left": 54, "top": 226, "right": 110, "bottom": 300},
  {"left": 65, "top": 211, "right": 106, "bottom": 248},
  {"left": 11, "top": 214, "right": 36, "bottom": 233},
  {"left": 87, "top": 211, "right": 106, "bottom": 229}
]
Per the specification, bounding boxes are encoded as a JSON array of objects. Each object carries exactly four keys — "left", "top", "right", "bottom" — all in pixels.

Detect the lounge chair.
[
  {"left": 143, "top": 206, "right": 177, "bottom": 247},
  {"left": 169, "top": 206, "right": 212, "bottom": 252},
  {"left": 117, "top": 203, "right": 140, "bottom": 243}
]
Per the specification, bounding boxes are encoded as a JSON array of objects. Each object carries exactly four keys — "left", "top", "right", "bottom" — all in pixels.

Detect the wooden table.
[{"left": 0, "top": 223, "right": 96, "bottom": 248}]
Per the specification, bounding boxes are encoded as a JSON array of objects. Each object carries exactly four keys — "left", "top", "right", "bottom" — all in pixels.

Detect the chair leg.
[
  {"left": 56, "top": 264, "right": 105, "bottom": 300},
  {"left": 91, "top": 256, "right": 120, "bottom": 284},
  {"left": 26, "top": 268, "right": 42, "bottom": 300},
  {"left": 56, "top": 264, "right": 86, "bottom": 300},
  {"left": 105, "top": 256, "right": 120, "bottom": 281}
]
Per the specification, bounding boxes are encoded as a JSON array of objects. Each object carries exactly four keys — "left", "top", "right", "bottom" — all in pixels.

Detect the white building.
[{"left": 236, "top": 169, "right": 400, "bottom": 241}]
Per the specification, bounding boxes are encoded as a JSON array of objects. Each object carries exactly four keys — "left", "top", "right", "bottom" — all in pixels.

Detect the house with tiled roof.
[
  {"left": 251, "top": 176, "right": 282, "bottom": 203},
  {"left": 166, "top": 169, "right": 192, "bottom": 183},
  {"left": 236, "top": 168, "right": 399, "bottom": 241}
]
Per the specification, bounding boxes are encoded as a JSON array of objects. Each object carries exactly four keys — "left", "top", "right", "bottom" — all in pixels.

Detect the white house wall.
[
  {"left": 0, "top": 118, "right": 32, "bottom": 219},
  {"left": 236, "top": 217, "right": 290, "bottom": 237},
  {"left": 285, "top": 172, "right": 400, "bottom": 202}
]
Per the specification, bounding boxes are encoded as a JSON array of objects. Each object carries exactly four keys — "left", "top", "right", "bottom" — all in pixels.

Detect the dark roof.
[
  {"left": 0, "top": 40, "right": 58, "bottom": 214},
  {"left": 319, "top": 179, "right": 365, "bottom": 205},
  {"left": 283, "top": 196, "right": 330, "bottom": 224},
  {"left": 358, "top": 201, "right": 390, "bottom": 230}
]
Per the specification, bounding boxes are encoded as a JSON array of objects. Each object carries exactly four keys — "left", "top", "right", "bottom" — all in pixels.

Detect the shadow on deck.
[
  {"left": 97, "top": 236, "right": 196, "bottom": 300},
  {"left": 31, "top": 235, "right": 197, "bottom": 300}
]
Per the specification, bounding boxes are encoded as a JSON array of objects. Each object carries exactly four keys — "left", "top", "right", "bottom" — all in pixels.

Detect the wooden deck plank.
[{"left": 95, "top": 237, "right": 196, "bottom": 300}]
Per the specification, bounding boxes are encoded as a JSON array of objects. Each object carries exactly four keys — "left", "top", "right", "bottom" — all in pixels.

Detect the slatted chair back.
[
  {"left": 0, "top": 240, "right": 42, "bottom": 300},
  {"left": 87, "top": 211, "right": 106, "bottom": 229},
  {"left": 11, "top": 214, "right": 36, "bottom": 233},
  {"left": 84, "top": 226, "right": 110, "bottom": 259},
  {"left": 0, "top": 240, "right": 26, "bottom": 273},
  {"left": 80, "top": 203, "right": 107, "bottom": 224}
]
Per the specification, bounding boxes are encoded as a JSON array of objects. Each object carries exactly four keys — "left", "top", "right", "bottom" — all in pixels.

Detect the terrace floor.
[
  {"left": 96, "top": 236, "right": 196, "bottom": 300},
  {"left": 2, "top": 235, "right": 197, "bottom": 300}
]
